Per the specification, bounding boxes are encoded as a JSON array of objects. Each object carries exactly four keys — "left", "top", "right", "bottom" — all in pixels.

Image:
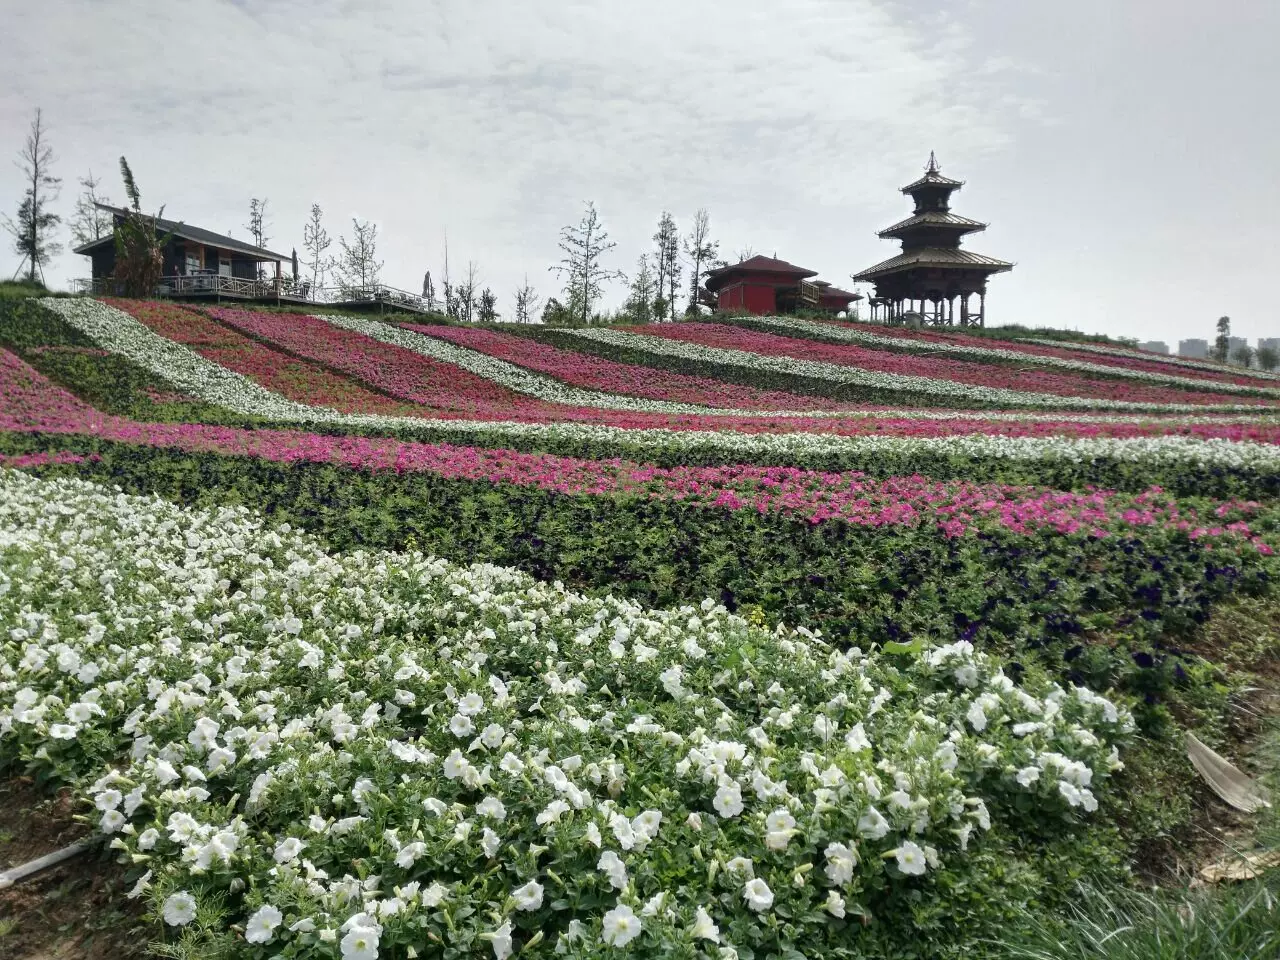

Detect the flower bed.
[
  {"left": 730, "top": 316, "right": 1280, "bottom": 397},
  {"left": 0, "top": 470, "right": 1136, "bottom": 958},
  {"left": 634, "top": 324, "right": 1276, "bottom": 409},
  {"left": 409, "top": 323, "right": 868, "bottom": 411}
]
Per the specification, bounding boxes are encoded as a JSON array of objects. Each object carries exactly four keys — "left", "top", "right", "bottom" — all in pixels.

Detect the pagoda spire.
[{"left": 926, "top": 150, "right": 939, "bottom": 174}]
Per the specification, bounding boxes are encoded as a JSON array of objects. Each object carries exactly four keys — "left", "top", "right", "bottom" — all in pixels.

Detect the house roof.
[
  {"left": 817, "top": 285, "right": 862, "bottom": 302},
  {"left": 851, "top": 247, "right": 1013, "bottom": 282},
  {"left": 705, "top": 255, "right": 818, "bottom": 292},
  {"left": 877, "top": 211, "right": 987, "bottom": 239},
  {"left": 73, "top": 204, "right": 290, "bottom": 261}
]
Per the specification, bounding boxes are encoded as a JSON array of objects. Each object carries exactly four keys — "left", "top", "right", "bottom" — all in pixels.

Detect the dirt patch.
[{"left": 0, "top": 778, "right": 148, "bottom": 960}]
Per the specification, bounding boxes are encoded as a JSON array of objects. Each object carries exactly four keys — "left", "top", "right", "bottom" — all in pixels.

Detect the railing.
[{"left": 71, "top": 276, "right": 435, "bottom": 313}]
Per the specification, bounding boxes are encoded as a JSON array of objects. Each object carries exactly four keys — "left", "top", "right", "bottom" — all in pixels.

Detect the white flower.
[
  {"left": 340, "top": 922, "right": 380, "bottom": 960},
  {"left": 245, "top": 904, "right": 283, "bottom": 944},
  {"left": 858, "top": 806, "right": 890, "bottom": 840},
  {"left": 274, "top": 836, "right": 305, "bottom": 864},
  {"left": 641, "top": 892, "right": 666, "bottom": 917},
  {"left": 601, "top": 904, "right": 642, "bottom": 947},
  {"left": 421, "top": 882, "right": 448, "bottom": 907},
  {"left": 481, "top": 828, "right": 501, "bottom": 858},
  {"left": 99, "top": 809, "right": 125, "bottom": 833},
  {"left": 764, "top": 808, "right": 796, "bottom": 850},
  {"left": 49, "top": 723, "right": 78, "bottom": 740},
  {"left": 396, "top": 841, "right": 427, "bottom": 868},
  {"left": 476, "top": 796, "right": 507, "bottom": 820},
  {"left": 457, "top": 692, "right": 485, "bottom": 716},
  {"left": 824, "top": 842, "right": 856, "bottom": 884},
  {"left": 691, "top": 906, "right": 720, "bottom": 942},
  {"left": 449, "top": 714, "right": 475, "bottom": 738},
  {"left": 633, "top": 809, "right": 662, "bottom": 839},
  {"left": 893, "top": 840, "right": 928, "bottom": 876},
  {"left": 137, "top": 828, "right": 159, "bottom": 850},
  {"left": 162, "top": 891, "right": 197, "bottom": 926},
  {"left": 512, "top": 879, "right": 544, "bottom": 911},
  {"left": 94, "top": 789, "right": 123, "bottom": 811},
  {"left": 598, "top": 850, "right": 628, "bottom": 889},
  {"left": 725, "top": 856, "right": 754, "bottom": 878},
  {"left": 1016, "top": 766, "right": 1041, "bottom": 787},
  {"left": 743, "top": 877, "right": 774, "bottom": 912},
  {"left": 584, "top": 822, "right": 603, "bottom": 847},
  {"left": 490, "top": 920, "right": 513, "bottom": 960},
  {"left": 713, "top": 782, "right": 744, "bottom": 818}
]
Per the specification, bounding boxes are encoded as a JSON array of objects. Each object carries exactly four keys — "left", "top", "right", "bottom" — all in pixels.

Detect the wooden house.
[{"left": 701, "top": 255, "right": 860, "bottom": 316}]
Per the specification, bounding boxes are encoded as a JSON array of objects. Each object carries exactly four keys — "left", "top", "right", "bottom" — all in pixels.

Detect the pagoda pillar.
[
  {"left": 960, "top": 294, "right": 969, "bottom": 327},
  {"left": 978, "top": 291, "right": 986, "bottom": 327}
]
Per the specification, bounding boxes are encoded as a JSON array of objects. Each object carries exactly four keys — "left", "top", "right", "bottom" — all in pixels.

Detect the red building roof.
[{"left": 704, "top": 255, "right": 818, "bottom": 293}]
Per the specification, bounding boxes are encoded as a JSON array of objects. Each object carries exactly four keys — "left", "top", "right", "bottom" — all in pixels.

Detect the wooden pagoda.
[{"left": 852, "top": 153, "right": 1012, "bottom": 327}]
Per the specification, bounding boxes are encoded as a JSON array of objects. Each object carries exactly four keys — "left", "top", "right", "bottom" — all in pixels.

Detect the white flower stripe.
[
  {"left": 1015, "top": 337, "right": 1280, "bottom": 383},
  {"left": 31, "top": 299, "right": 1280, "bottom": 472},
  {"left": 563, "top": 327, "right": 1273, "bottom": 414},
  {"left": 0, "top": 470, "right": 1133, "bottom": 953},
  {"left": 741, "top": 316, "right": 1280, "bottom": 398}
]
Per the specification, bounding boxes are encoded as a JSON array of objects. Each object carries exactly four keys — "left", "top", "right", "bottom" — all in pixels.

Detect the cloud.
[{"left": 1, "top": 0, "right": 1035, "bottom": 316}]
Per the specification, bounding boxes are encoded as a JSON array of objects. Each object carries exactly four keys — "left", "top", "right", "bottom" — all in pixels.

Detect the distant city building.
[
  {"left": 1138, "top": 341, "right": 1169, "bottom": 355},
  {"left": 1228, "top": 336, "right": 1248, "bottom": 354},
  {"left": 1258, "top": 338, "right": 1280, "bottom": 353},
  {"left": 1179, "top": 339, "right": 1209, "bottom": 359}
]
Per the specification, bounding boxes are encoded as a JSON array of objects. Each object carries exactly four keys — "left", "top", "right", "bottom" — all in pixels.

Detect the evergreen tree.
[
  {"left": 513, "top": 275, "right": 541, "bottom": 323},
  {"left": 551, "top": 201, "right": 624, "bottom": 326},
  {"left": 302, "top": 203, "right": 332, "bottom": 293},
  {"left": 4, "top": 108, "right": 62, "bottom": 284},
  {"left": 1214, "top": 316, "right": 1231, "bottom": 363},
  {"left": 1257, "top": 345, "right": 1279, "bottom": 372},
  {"left": 625, "top": 254, "right": 656, "bottom": 323},
  {"left": 477, "top": 287, "right": 498, "bottom": 323},
  {"left": 333, "top": 218, "right": 383, "bottom": 292}
]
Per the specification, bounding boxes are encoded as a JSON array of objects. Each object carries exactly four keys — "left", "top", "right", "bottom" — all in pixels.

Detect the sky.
[{"left": 1, "top": 0, "right": 1276, "bottom": 344}]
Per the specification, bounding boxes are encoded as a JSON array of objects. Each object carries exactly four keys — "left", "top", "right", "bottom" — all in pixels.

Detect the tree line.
[{"left": 6, "top": 108, "right": 738, "bottom": 327}]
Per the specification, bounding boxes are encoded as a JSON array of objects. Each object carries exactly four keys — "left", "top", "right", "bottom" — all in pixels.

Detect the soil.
[{"left": 0, "top": 778, "right": 147, "bottom": 960}]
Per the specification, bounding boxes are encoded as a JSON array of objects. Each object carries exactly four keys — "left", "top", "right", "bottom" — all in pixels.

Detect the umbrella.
[{"left": 291, "top": 248, "right": 300, "bottom": 282}]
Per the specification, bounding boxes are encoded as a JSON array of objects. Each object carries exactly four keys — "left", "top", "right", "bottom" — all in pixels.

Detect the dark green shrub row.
[{"left": 5, "top": 433, "right": 1275, "bottom": 722}]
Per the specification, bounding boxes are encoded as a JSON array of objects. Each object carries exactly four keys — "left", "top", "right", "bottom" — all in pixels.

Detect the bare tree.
[
  {"left": 513, "top": 274, "right": 541, "bottom": 323},
  {"left": 651, "top": 212, "right": 679, "bottom": 322},
  {"left": 683, "top": 208, "right": 718, "bottom": 316},
  {"left": 302, "top": 203, "right": 332, "bottom": 293},
  {"left": 455, "top": 261, "right": 481, "bottom": 322},
  {"left": 245, "top": 198, "right": 270, "bottom": 279},
  {"left": 551, "top": 201, "right": 624, "bottom": 326},
  {"left": 4, "top": 108, "right": 62, "bottom": 284},
  {"left": 334, "top": 218, "right": 383, "bottom": 292},
  {"left": 69, "top": 170, "right": 112, "bottom": 248}
]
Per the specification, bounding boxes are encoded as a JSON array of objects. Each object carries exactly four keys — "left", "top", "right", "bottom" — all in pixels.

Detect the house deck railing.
[{"left": 70, "top": 276, "right": 435, "bottom": 313}]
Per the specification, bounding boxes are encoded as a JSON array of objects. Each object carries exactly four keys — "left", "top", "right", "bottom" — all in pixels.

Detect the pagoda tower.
[{"left": 852, "top": 153, "right": 1012, "bottom": 327}]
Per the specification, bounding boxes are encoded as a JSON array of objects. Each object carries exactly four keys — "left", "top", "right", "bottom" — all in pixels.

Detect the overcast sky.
[{"left": 2, "top": 0, "right": 1275, "bottom": 343}]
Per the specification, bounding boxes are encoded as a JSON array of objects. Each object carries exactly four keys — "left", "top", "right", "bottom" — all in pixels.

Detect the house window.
[
  {"left": 218, "top": 258, "right": 231, "bottom": 277},
  {"left": 185, "top": 252, "right": 201, "bottom": 274}
]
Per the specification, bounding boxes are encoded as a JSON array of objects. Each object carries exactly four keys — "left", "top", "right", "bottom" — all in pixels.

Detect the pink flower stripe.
[
  {"left": 825, "top": 319, "right": 1277, "bottom": 390},
  {"left": 634, "top": 323, "right": 1278, "bottom": 408},
  {"left": 0, "top": 450, "right": 94, "bottom": 468},
  {"left": 14, "top": 315, "right": 1280, "bottom": 444},
  {"left": 0, "top": 348, "right": 1271, "bottom": 552},
  {"left": 406, "top": 323, "right": 868, "bottom": 411}
]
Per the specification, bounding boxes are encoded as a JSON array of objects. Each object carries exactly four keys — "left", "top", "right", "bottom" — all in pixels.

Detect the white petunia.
[
  {"left": 245, "top": 904, "right": 283, "bottom": 944},
  {"left": 713, "top": 782, "right": 744, "bottom": 818},
  {"left": 162, "top": 891, "right": 197, "bottom": 926},
  {"left": 743, "top": 877, "right": 774, "bottom": 912},
  {"left": 691, "top": 906, "right": 720, "bottom": 942},
  {"left": 824, "top": 842, "right": 856, "bottom": 884},
  {"left": 597, "top": 850, "right": 628, "bottom": 890},
  {"left": 274, "top": 836, "right": 305, "bottom": 864},
  {"left": 893, "top": 840, "right": 928, "bottom": 876},
  {"left": 601, "top": 904, "right": 642, "bottom": 947},
  {"left": 511, "top": 879, "right": 544, "bottom": 911}
]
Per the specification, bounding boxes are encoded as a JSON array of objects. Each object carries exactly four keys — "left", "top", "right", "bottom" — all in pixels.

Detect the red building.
[{"left": 701, "top": 255, "right": 860, "bottom": 316}]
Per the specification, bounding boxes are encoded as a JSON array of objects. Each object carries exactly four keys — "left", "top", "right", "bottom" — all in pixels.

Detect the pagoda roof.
[
  {"left": 900, "top": 151, "right": 964, "bottom": 193},
  {"left": 877, "top": 211, "right": 987, "bottom": 239},
  {"left": 851, "top": 247, "right": 1013, "bottom": 282},
  {"left": 704, "top": 255, "right": 818, "bottom": 292}
]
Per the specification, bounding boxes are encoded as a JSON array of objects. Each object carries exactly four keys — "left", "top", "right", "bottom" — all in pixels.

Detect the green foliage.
[
  {"left": 5, "top": 436, "right": 1274, "bottom": 729},
  {"left": 112, "top": 157, "right": 172, "bottom": 297},
  {"left": 991, "top": 879, "right": 1280, "bottom": 959}
]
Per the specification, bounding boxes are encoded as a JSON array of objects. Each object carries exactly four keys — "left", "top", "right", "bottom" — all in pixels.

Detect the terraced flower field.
[{"left": 2, "top": 295, "right": 1279, "bottom": 960}]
